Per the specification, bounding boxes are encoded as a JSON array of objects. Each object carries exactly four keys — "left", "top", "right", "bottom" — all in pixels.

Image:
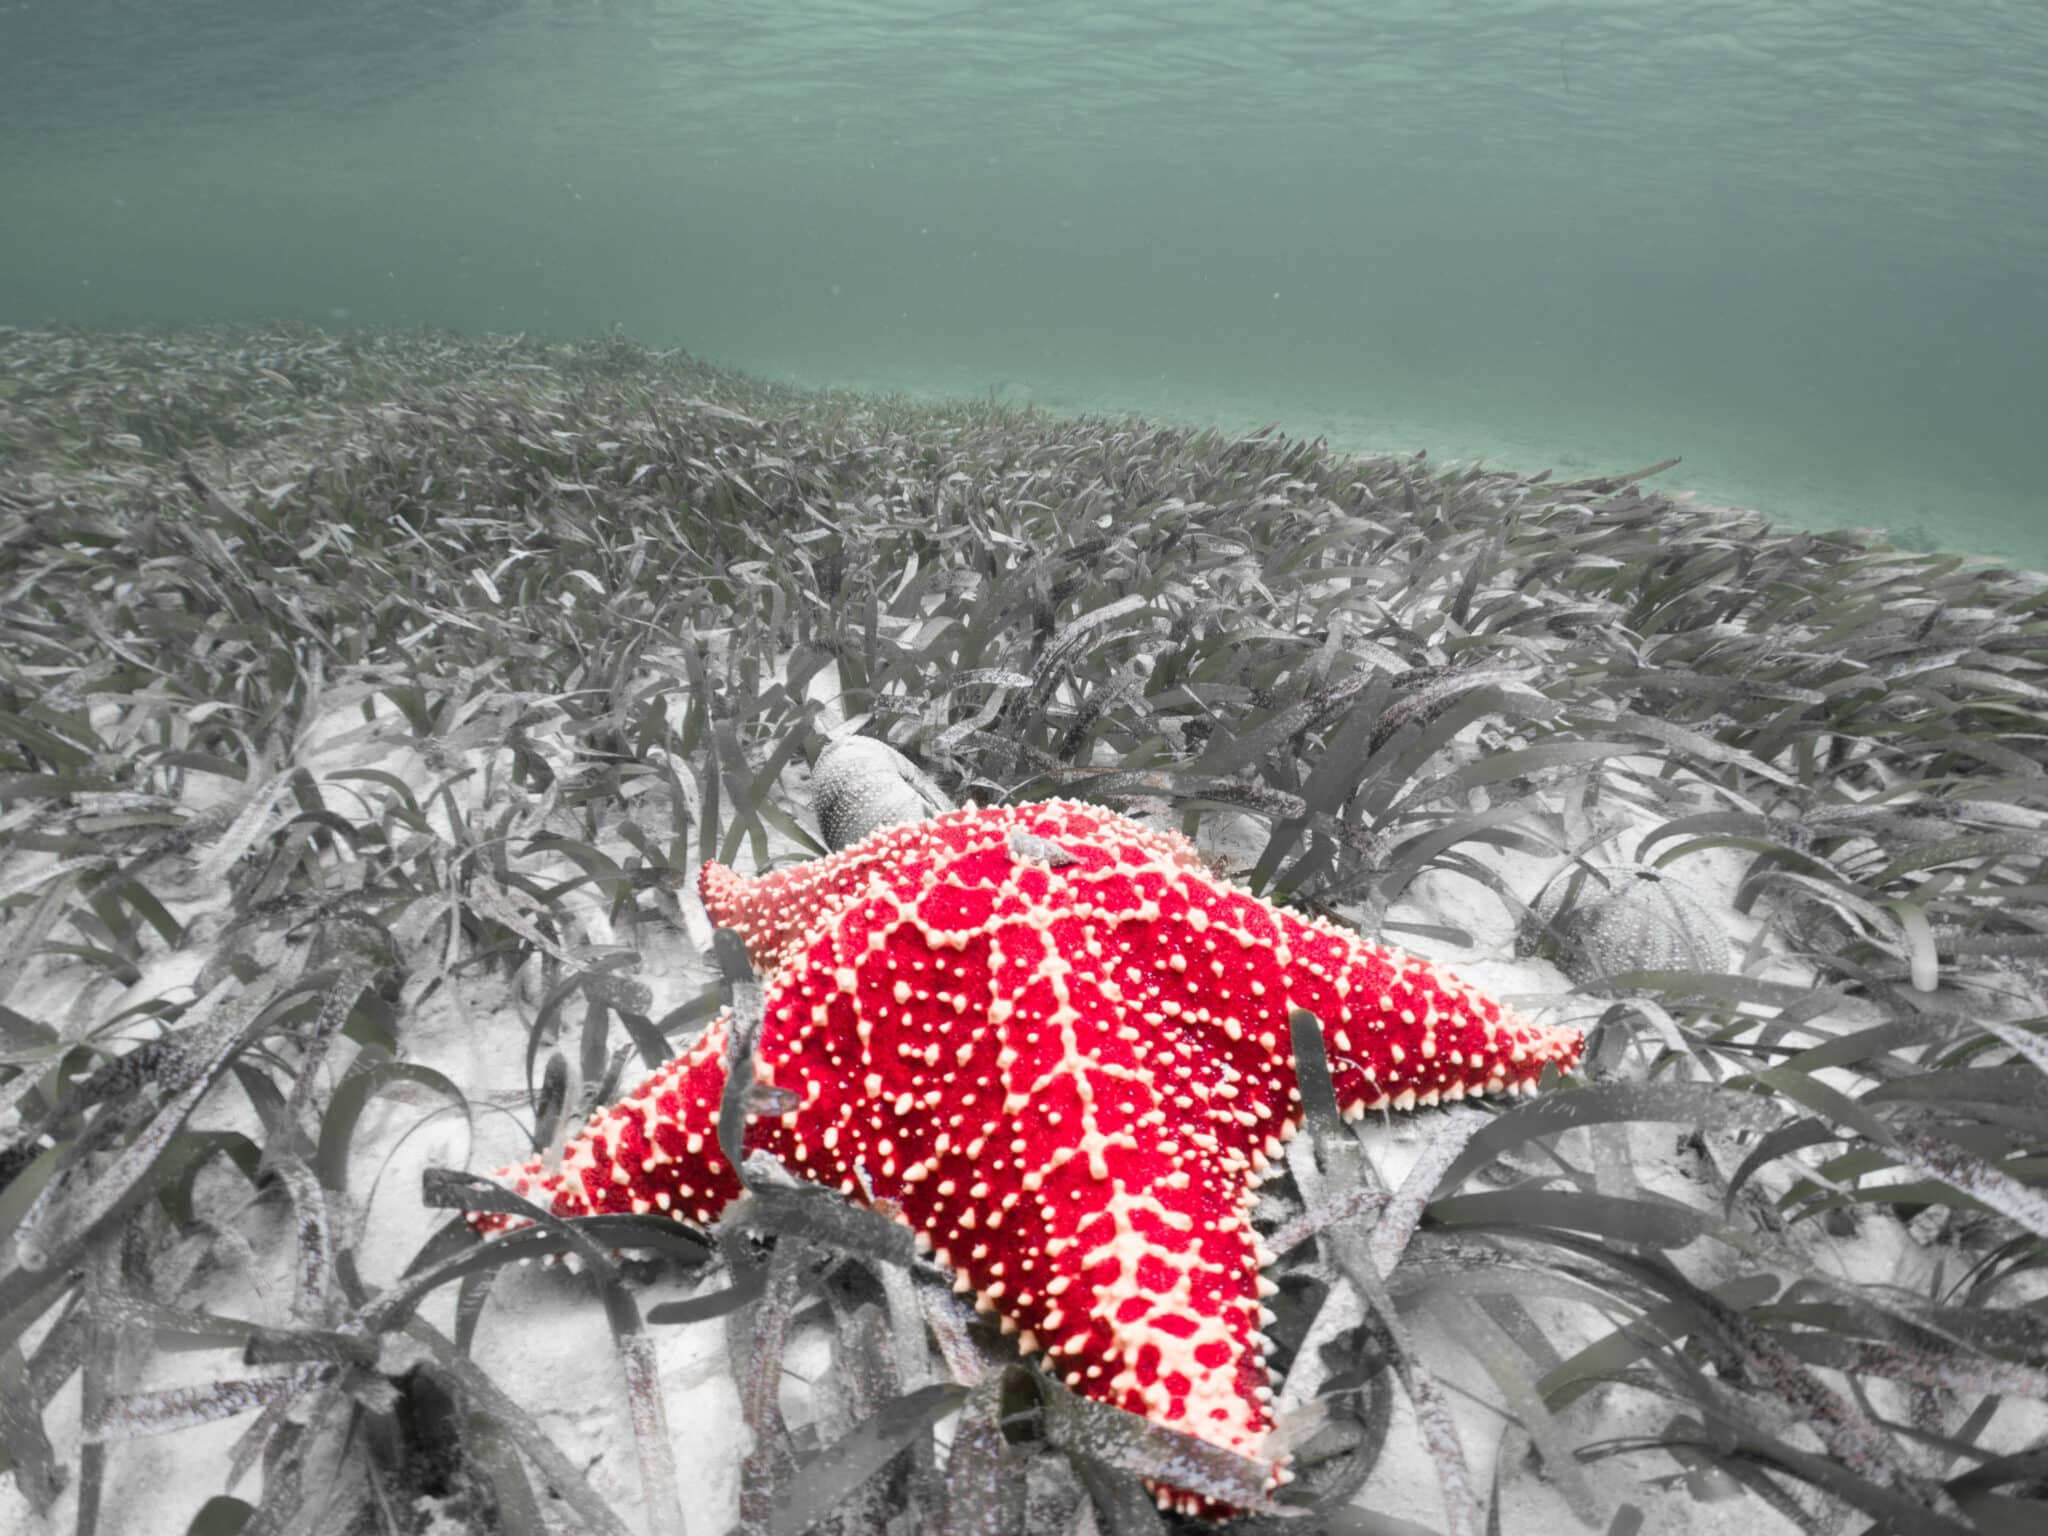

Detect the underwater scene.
[{"left": 3, "top": 4, "right": 2048, "bottom": 1536}]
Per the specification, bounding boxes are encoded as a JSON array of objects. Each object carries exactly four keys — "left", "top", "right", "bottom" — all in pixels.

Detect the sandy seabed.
[{"left": 3, "top": 324, "right": 2044, "bottom": 1535}]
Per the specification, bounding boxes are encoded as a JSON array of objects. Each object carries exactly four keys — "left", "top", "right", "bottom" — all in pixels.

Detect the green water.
[{"left": 4, "top": 1, "right": 2044, "bottom": 566}]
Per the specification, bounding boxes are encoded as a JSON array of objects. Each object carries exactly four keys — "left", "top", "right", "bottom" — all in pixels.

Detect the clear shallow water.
[{"left": 4, "top": 0, "right": 2044, "bottom": 566}]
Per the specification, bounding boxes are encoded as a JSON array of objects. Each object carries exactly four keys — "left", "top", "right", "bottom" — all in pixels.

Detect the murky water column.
[{"left": 1, "top": 0, "right": 2042, "bottom": 566}]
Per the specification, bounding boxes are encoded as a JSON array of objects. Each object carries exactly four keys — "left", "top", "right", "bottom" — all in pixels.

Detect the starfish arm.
[
  {"left": 700, "top": 804, "right": 1208, "bottom": 973},
  {"left": 466, "top": 1014, "right": 744, "bottom": 1236},
  {"left": 1283, "top": 911, "right": 1585, "bottom": 1112},
  {"left": 700, "top": 852, "right": 875, "bottom": 974}
]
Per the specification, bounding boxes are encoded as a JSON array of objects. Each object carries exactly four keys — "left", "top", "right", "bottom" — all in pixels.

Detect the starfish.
[{"left": 470, "top": 801, "right": 1583, "bottom": 1516}]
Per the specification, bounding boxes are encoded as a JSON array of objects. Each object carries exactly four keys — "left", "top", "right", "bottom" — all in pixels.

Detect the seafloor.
[{"left": 1, "top": 325, "right": 2044, "bottom": 1536}]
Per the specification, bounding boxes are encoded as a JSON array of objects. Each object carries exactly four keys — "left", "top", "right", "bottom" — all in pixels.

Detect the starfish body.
[{"left": 472, "top": 802, "right": 1582, "bottom": 1515}]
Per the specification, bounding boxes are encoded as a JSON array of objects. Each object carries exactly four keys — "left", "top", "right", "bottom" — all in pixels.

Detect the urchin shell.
[
  {"left": 1525, "top": 865, "right": 1731, "bottom": 987},
  {"left": 808, "top": 736, "right": 952, "bottom": 850}
]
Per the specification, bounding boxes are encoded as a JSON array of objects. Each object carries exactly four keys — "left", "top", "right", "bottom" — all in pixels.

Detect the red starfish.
[{"left": 471, "top": 802, "right": 1582, "bottom": 1516}]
